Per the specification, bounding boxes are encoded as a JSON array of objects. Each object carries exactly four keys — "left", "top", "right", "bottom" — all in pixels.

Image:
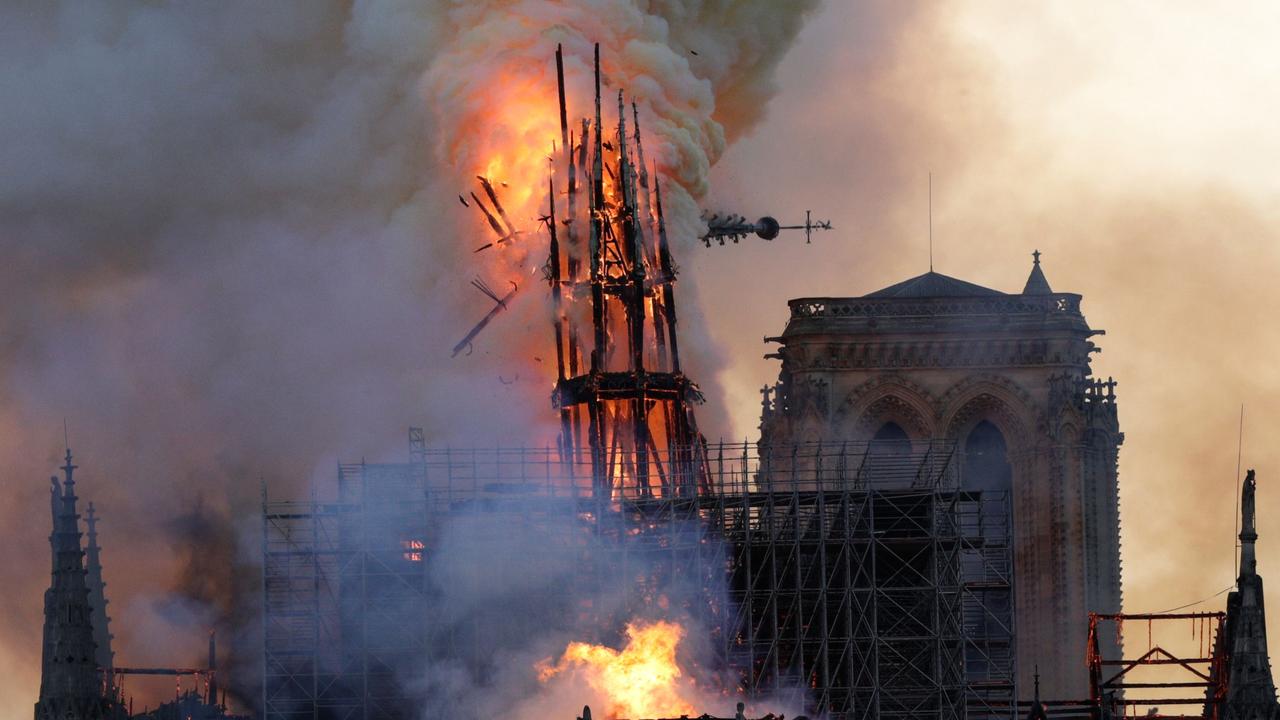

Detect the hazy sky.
[
  {"left": 5, "top": 1, "right": 1280, "bottom": 716},
  {"left": 701, "top": 0, "right": 1280, "bottom": 672}
]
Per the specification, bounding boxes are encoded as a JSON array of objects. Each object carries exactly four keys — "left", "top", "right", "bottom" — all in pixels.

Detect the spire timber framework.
[{"left": 544, "top": 43, "right": 709, "bottom": 499}]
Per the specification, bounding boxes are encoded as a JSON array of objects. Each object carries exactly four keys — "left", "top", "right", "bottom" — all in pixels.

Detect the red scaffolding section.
[{"left": 1087, "top": 611, "right": 1227, "bottom": 719}]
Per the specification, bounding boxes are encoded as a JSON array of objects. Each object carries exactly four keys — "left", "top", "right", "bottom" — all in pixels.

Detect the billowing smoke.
[
  {"left": 400, "top": 504, "right": 802, "bottom": 720},
  {"left": 0, "top": 2, "right": 817, "bottom": 716},
  {"left": 699, "top": 0, "right": 1280, "bottom": 679},
  {"left": 418, "top": 0, "right": 823, "bottom": 434}
]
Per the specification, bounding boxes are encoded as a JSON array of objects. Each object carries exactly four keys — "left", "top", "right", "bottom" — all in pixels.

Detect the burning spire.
[{"left": 541, "top": 44, "right": 709, "bottom": 499}]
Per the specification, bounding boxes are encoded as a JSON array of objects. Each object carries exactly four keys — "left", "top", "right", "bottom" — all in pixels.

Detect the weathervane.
[{"left": 699, "top": 209, "right": 831, "bottom": 247}]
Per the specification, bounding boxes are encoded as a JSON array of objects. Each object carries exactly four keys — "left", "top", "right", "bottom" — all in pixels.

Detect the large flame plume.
[
  {"left": 0, "top": 2, "right": 819, "bottom": 713},
  {"left": 538, "top": 619, "right": 699, "bottom": 719},
  {"left": 423, "top": 2, "right": 821, "bottom": 399}
]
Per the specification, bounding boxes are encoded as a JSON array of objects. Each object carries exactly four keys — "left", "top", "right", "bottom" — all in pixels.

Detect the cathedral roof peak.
[{"left": 864, "top": 271, "right": 1005, "bottom": 299}]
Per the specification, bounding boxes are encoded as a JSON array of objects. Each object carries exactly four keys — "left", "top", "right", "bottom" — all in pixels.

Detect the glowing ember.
[
  {"left": 401, "top": 539, "right": 424, "bottom": 562},
  {"left": 538, "top": 620, "right": 698, "bottom": 719}
]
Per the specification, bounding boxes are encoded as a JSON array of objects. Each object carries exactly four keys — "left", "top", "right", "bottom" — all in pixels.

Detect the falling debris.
[
  {"left": 469, "top": 176, "right": 522, "bottom": 252},
  {"left": 458, "top": 194, "right": 470, "bottom": 208},
  {"left": 450, "top": 277, "right": 519, "bottom": 357}
]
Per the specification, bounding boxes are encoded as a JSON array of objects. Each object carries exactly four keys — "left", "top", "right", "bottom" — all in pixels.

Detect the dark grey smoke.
[
  {"left": 0, "top": 2, "right": 820, "bottom": 713},
  {"left": 399, "top": 503, "right": 799, "bottom": 719}
]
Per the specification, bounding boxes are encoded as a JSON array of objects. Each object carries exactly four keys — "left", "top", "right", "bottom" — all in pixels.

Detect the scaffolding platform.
[{"left": 263, "top": 439, "right": 1014, "bottom": 720}]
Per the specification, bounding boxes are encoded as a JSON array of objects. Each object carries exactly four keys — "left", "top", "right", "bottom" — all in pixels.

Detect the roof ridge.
[{"left": 863, "top": 271, "right": 1005, "bottom": 299}]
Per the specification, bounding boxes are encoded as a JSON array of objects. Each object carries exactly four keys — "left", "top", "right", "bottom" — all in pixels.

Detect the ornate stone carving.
[
  {"left": 943, "top": 390, "right": 1031, "bottom": 451},
  {"left": 787, "top": 376, "right": 830, "bottom": 421},
  {"left": 852, "top": 394, "right": 933, "bottom": 441},
  {"left": 835, "top": 373, "right": 936, "bottom": 416},
  {"left": 938, "top": 372, "right": 1036, "bottom": 414}
]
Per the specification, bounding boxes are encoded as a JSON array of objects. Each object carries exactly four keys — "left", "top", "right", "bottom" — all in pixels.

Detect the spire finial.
[
  {"left": 61, "top": 443, "right": 77, "bottom": 489},
  {"left": 1022, "top": 249, "right": 1053, "bottom": 295},
  {"left": 1034, "top": 664, "right": 1041, "bottom": 699}
]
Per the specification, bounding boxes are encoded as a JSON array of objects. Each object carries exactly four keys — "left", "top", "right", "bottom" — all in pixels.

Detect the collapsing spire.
[{"left": 543, "top": 43, "right": 708, "bottom": 500}]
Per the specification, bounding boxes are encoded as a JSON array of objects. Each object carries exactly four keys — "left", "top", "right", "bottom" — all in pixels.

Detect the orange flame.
[
  {"left": 538, "top": 620, "right": 698, "bottom": 719},
  {"left": 456, "top": 67, "right": 562, "bottom": 268},
  {"left": 401, "top": 539, "right": 424, "bottom": 562}
]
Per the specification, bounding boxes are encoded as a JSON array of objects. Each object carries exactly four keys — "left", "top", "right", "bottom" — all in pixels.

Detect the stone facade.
[{"left": 759, "top": 256, "right": 1123, "bottom": 700}]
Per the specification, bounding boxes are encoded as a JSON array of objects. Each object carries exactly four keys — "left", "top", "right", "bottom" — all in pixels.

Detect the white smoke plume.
[{"left": 0, "top": 1, "right": 817, "bottom": 715}]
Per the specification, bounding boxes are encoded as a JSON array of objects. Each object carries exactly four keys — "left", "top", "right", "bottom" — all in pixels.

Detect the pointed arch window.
[
  {"left": 870, "top": 421, "right": 911, "bottom": 456},
  {"left": 963, "top": 420, "right": 1012, "bottom": 492}
]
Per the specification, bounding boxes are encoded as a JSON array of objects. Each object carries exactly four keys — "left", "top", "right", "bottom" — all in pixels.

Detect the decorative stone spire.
[
  {"left": 34, "top": 449, "right": 122, "bottom": 720},
  {"left": 1022, "top": 249, "right": 1053, "bottom": 295},
  {"left": 1026, "top": 665, "right": 1049, "bottom": 720},
  {"left": 1221, "top": 469, "right": 1280, "bottom": 719},
  {"left": 83, "top": 503, "right": 115, "bottom": 684}
]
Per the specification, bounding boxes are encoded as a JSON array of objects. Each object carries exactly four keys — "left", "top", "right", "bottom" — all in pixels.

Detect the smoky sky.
[
  {"left": 700, "top": 0, "right": 1280, "bottom": 701},
  {"left": 0, "top": 1, "right": 820, "bottom": 714},
  {"left": 6, "top": 1, "right": 1277, "bottom": 716}
]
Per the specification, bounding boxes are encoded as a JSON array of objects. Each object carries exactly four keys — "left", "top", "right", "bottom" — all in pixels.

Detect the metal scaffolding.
[{"left": 262, "top": 438, "right": 1014, "bottom": 720}]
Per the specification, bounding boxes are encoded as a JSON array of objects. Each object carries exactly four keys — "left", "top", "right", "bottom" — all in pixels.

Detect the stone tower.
[
  {"left": 83, "top": 503, "right": 116, "bottom": 698},
  {"left": 35, "top": 450, "right": 122, "bottom": 720},
  {"left": 759, "top": 253, "right": 1123, "bottom": 700},
  {"left": 1217, "top": 470, "right": 1280, "bottom": 719}
]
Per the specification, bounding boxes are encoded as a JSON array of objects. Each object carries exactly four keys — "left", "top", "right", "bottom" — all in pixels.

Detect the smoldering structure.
[
  {"left": 256, "top": 45, "right": 1280, "bottom": 720},
  {"left": 35, "top": 40, "right": 1280, "bottom": 720}
]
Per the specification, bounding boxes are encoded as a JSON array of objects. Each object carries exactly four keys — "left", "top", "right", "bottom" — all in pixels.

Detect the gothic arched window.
[
  {"left": 963, "top": 420, "right": 1012, "bottom": 492},
  {"left": 870, "top": 421, "right": 911, "bottom": 456}
]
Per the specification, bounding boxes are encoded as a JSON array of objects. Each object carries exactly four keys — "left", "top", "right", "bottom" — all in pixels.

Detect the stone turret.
[
  {"left": 1022, "top": 249, "right": 1053, "bottom": 295},
  {"left": 34, "top": 449, "right": 124, "bottom": 720},
  {"left": 83, "top": 503, "right": 116, "bottom": 696},
  {"left": 1220, "top": 470, "right": 1280, "bottom": 719}
]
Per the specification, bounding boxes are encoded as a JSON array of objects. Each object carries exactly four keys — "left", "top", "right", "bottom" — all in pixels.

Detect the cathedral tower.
[{"left": 760, "top": 253, "right": 1123, "bottom": 700}]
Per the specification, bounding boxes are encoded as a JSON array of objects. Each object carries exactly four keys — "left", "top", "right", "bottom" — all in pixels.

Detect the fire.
[
  {"left": 453, "top": 65, "right": 563, "bottom": 268},
  {"left": 401, "top": 539, "right": 424, "bottom": 562},
  {"left": 538, "top": 620, "right": 699, "bottom": 719}
]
